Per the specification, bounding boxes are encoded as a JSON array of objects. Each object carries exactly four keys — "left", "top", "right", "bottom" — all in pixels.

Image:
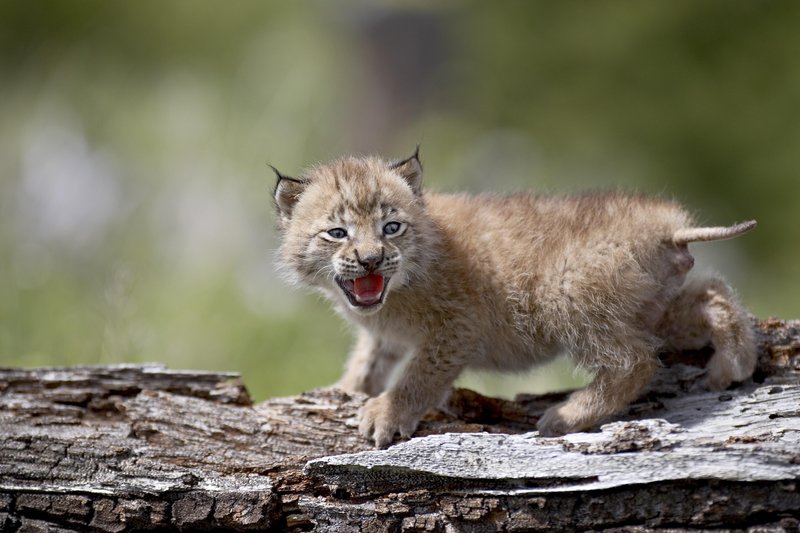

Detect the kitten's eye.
[
  {"left": 327, "top": 228, "right": 348, "bottom": 239},
  {"left": 383, "top": 222, "right": 402, "bottom": 236}
]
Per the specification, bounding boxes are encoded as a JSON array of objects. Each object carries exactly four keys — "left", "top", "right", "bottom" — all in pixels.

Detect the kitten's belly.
[{"left": 472, "top": 333, "right": 560, "bottom": 372}]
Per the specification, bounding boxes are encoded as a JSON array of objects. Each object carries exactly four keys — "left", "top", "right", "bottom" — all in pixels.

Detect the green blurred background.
[{"left": 1, "top": 1, "right": 797, "bottom": 401}]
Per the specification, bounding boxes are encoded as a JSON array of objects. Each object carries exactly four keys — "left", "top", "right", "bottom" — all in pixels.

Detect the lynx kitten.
[{"left": 273, "top": 150, "right": 757, "bottom": 447}]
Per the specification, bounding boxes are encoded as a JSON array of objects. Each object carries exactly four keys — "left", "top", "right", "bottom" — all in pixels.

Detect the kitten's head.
[{"left": 273, "top": 150, "right": 431, "bottom": 315}]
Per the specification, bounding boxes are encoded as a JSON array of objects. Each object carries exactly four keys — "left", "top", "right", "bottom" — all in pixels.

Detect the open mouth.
[{"left": 336, "top": 273, "right": 389, "bottom": 308}]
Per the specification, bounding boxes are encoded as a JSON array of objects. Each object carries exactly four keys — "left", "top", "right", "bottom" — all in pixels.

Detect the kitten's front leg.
[
  {"left": 337, "top": 328, "right": 404, "bottom": 396},
  {"left": 358, "top": 339, "right": 466, "bottom": 448}
]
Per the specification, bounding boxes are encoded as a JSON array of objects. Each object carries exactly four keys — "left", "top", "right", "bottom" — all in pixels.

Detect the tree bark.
[{"left": 1, "top": 318, "right": 799, "bottom": 532}]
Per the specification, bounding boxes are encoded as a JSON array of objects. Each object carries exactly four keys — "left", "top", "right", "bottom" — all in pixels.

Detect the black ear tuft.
[
  {"left": 270, "top": 165, "right": 307, "bottom": 219},
  {"left": 389, "top": 145, "right": 423, "bottom": 195},
  {"left": 269, "top": 164, "right": 289, "bottom": 181}
]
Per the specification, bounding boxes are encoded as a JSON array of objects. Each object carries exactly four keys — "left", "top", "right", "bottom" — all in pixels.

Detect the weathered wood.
[{"left": 0, "top": 318, "right": 799, "bottom": 532}]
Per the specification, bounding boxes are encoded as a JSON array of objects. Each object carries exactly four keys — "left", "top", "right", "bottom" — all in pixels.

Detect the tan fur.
[{"left": 273, "top": 153, "right": 758, "bottom": 447}]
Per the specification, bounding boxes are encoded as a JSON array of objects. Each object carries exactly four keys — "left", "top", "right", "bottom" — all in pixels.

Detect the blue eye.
[
  {"left": 327, "top": 228, "right": 348, "bottom": 239},
  {"left": 383, "top": 222, "right": 402, "bottom": 235}
]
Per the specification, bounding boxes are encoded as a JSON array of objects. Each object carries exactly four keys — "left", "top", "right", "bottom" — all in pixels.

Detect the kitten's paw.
[
  {"left": 358, "top": 392, "right": 420, "bottom": 448},
  {"left": 537, "top": 402, "right": 592, "bottom": 437},
  {"left": 705, "top": 362, "right": 734, "bottom": 391},
  {"left": 705, "top": 348, "right": 756, "bottom": 391}
]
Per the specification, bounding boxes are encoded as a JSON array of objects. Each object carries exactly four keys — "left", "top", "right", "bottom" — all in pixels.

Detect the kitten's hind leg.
[
  {"left": 537, "top": 345, "right": 659, "bottom": 437},
  {"left": 658, "top": 276, "right": 757, "bottom": 390},
  {"left": 337, "top": 329, "right": 405, "bottom": 396}
]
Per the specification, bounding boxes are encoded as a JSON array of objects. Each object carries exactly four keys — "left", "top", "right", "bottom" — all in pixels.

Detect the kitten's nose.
[{"left": 356, "top": 249, "right": 384, "bottom": 272}]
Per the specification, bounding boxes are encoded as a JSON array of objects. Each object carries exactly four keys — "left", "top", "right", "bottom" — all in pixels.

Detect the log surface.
[{"left": 1, "top": 318, "right": 799, "bottom": 532}]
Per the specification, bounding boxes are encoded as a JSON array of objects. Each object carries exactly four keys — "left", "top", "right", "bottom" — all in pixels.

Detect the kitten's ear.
[
  {"left": 271, "top": 165, "right": 306, "bottom": 220},
  {"left": 389, "top": 145, "right": 423, "bottom": 196}
]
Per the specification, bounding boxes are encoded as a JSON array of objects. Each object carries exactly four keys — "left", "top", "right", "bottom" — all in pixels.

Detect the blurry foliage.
[{"left": 0, "top": 1, "right": 797, "bottom": 400}]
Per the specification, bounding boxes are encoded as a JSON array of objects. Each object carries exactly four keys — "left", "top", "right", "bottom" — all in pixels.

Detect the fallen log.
[{"left": 1, "top": 318, "right": 798, "bottom": 532}]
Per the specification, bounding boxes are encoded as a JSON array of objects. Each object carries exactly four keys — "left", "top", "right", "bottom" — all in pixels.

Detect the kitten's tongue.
[{"left": 353, "top": 274, "right": 385, "bottom": 305}]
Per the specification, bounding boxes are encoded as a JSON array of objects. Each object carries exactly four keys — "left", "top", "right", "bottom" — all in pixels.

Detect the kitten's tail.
[{"left": 673, "top": 220, "right": 757, "bottom": 245}]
